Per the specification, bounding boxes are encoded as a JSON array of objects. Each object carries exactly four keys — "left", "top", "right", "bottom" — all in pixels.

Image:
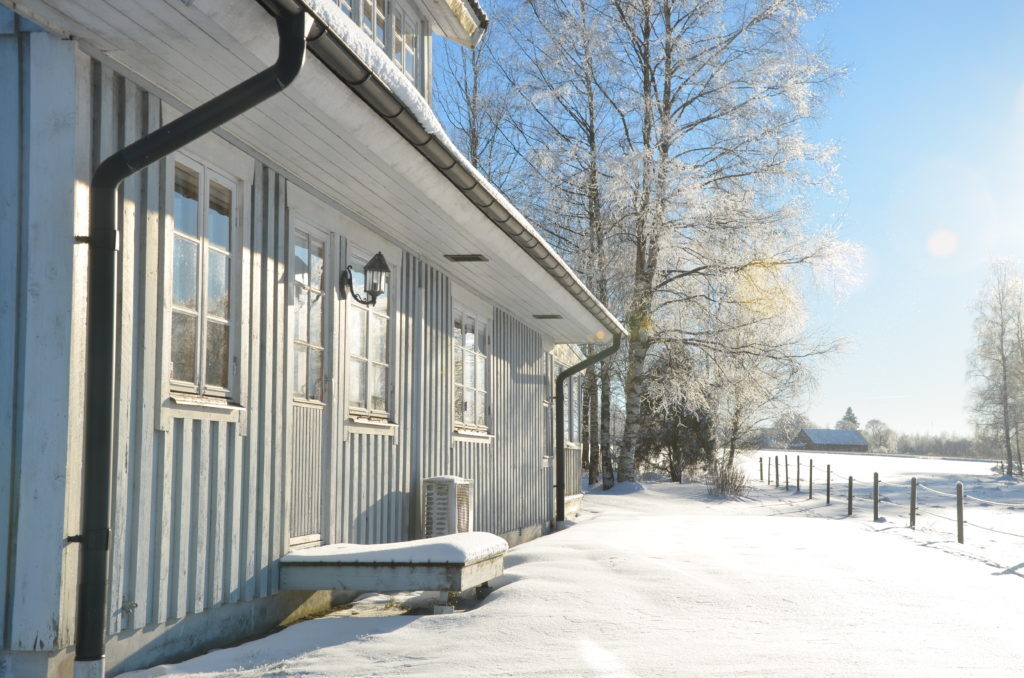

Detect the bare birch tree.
[{"left": 969, "top": 260, "right": 1023, "bottom": 474}]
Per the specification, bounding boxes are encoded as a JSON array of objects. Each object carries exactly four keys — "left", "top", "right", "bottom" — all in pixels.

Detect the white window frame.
[
  {"left": 345, "top": 246, "right": 393, "bottom": 421},
  {"left": 452, "top": 306, "right": 491, "bottom": 435},
  {"left": 291, "top": 226, "right": 330, "bottom": 404},
  {"left": 166, "top": 155, "right": 242, "bottom": 402},
  {"left": 555, "top": 360, "right": 583, "bottom": 446}
]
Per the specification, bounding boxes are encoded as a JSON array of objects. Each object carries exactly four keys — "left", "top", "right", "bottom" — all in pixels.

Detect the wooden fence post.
[
  {"left": 957, "top": 481, "right": 964, "bottom": 544},
  {"left": 797, "top": 455, "right": 801, "bottom": 492},
  {"left": 910, "top": 477, "right": 917, "bottom": 530},
  {"left": 848, "top": 476, "right": 853, "bottom": 516},
  {"left": 775, "top": 456, "right": 780, "bottom": 488},
  {"left": 759, "top": 457, "right": 763, "bottom": 482},
  {"left": 785, "top": 455, "right": 789, "bottom": 491},
  {"left": 873, "top": 472, "right": 879, "bottom": 522},
  {"left": 809, "top": 460, "right": 813, "bottom": 499},
  {"left": 826, "top": 464, "right": 831, "bottom": 505}
]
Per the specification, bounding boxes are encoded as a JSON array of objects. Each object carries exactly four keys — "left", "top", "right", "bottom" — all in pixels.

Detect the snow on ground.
[{"left": 125, "top": 452, "right": 1024, "bottom": 677}]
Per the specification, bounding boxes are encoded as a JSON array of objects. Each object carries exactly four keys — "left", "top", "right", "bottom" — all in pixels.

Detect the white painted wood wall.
[{"left": 0, "top": 18, "right": 570, "bottom": 664}]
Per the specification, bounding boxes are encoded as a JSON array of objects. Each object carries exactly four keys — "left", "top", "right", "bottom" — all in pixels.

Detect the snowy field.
[{"left": 125, "top": 452, "right": 1024, "bottom": 677}]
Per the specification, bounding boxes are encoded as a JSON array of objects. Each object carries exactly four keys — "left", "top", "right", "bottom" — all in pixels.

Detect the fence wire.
[{"left": 759, "top": 455, "right": 1024, "bottom": 544}]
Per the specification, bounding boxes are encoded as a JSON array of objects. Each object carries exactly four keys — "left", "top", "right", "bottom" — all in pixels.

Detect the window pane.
[
  {"left": 349, "top": 306, "right": 367, "bottom": 358},
  {"left": 361, "top": 0, "right": 373, "bottom": 34},
  {"left": 309, "top": 291, "right": 323, "bottom": 347},
  {"left": 207, "top": 180, "right": 232, "bottom": 250},
  {"left": 375, "top": 1, "right": 386, "bottom": 46},
  {"left": 369, "top": 314, "right": 387, "bottom": 363},
  {"left": 293, "top": 239, "right": 309, "bottom": 287},
  {"left": 207, "top": 250, "right": 230, "bottom": 320},
  {"left": 294, "top": 344, "right": 307, "bottom": 397},
  {"left": 205, "top": 321, "right": 230, "bottom": 388},
  {"left": 310, "top": 240, "right": 324, "bottom": 291},
  {"left": 375, "top": 283, "right": 388, "bottom": 314},
  {"left": 464, "top": 350, "right": 475, "bottom": 388},
  {"left": 464, "top": 390, "right": 476, "bottom": 425},
  {"left": 173, "top": 164, "right": 199, "bottom": 237},
  {"left": 348, "top": 358, "right": 367, "bottom": 408},
  {"left": 172, "top": 236, "right": 198, "bottom": 310},
  {"left": 465, "top": 320, "right": 476, "bottom": 351},
  {"left": 370, "top": 363, "right": 387, "bottom": 412},
  {"left": 454, "top": 386, "right": 464, "bottom": 422},
  {"left": 309, "top": 347, "right": 324, "bottom": 401},
  {"left": 393, "top": 13, "right": 404, "bottom": 62},
  {"left": 477, "top": 354, "right": 486, "bottom": 390},
  {"left": 454, "top": 347, "right": 463, "bottom": 386},
  {"left": 171, "top": 312, "right": 197, "bottom": 384},
  {"left": 476, "top": 393, "right": 486, "bottom": 427},
  {"left": 350, "top": 264, "right": 365, "bottom": 298},
  {"left": 454, "top": 318, "right": 463, "bottom": 348},
  {"left": 294, "top": 286, "right": 308, "bottom": 343}
]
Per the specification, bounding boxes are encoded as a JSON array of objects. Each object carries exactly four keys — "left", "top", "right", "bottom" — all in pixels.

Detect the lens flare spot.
[{"left": 926, "top": 230, "right": 958, "bottom": 258}]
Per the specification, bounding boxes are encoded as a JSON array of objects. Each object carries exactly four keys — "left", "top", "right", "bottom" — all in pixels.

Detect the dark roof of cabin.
[{"left": 798, "top": 429, "right": 869, "bottom": 446}]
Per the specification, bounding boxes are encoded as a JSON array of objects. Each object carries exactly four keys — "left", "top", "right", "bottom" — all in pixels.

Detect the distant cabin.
[{"left": 790, "top": 428, "right": 869, "bottom": 452}]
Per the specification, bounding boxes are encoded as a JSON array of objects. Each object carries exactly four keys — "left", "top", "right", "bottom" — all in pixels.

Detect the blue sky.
[{"left": 803, "top": 1, "right": 1024, "bottom": 435}]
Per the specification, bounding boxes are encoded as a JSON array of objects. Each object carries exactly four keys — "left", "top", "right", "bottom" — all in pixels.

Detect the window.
[
  {"left": 170, "top": 161, "right": 237, "bottom": 397},
  {"left": 454, "top": 311, "right": 488, "bottom": 430},
  {"left": 392, "top": 9, "right": 417, "bottom": 82},
  {"left": 361, "top": 0, "right": 387, "bottom": 48},
  {"left": 556, "top": 362, "right": 582, "bottom": 444},
  {"left": 347, "top": 250, "right": 390, "bottom": 417},
  {"left": 292, "top": 231, "right": 327, "bottom": 402},
  {"left": 336, "top": 0, "right": 352, "bottom": 16}
]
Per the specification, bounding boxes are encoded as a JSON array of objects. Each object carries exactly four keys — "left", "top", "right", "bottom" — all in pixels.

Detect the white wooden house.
[{"left": 0, "top": 1, "right": 624, "bottom": 676}]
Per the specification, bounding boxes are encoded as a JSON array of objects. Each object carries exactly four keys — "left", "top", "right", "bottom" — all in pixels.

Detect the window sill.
[
  {"left": 346, "top": 416, "right": 398, "bottom": 437},
  {"left": 453, "top": 428, "right": 493, "bottom": 444},
  {"left": 159, "top": 393, "right": 247, "bottom": 431}
]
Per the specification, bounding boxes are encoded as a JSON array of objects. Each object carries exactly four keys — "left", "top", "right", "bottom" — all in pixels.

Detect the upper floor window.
[
  {"left": 170, "top": 160, "right": 238, "bottom": 397},
  {"left": 292, "top": 231, "right": 327, "bottom": 402},
  {"left": 454, "top": 311, "right": 488, "bottom": 430},
  {"left": 336, "top": 0, "right": 353, "bottom": 16},
  {"left": 361, "top": 0, "right": 387, "bottom": 48},
  {"left": 348, "top": 249, "right": 391, "bottom": 417},
  {"left": 393, "top": 9, "right": 418, "bottom": 82}
]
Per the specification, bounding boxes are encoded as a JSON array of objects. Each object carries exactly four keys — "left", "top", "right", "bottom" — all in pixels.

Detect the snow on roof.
[
  {"left": 280, "top": 532, "right": 509, "bottom": 566},
  {"left": 799, "top": 428, "right": 869, "bottom": 446}
]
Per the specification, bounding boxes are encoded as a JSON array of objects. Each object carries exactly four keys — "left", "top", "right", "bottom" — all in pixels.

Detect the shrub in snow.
[{"left": 704, "top": 459, "right": 749, "bottom": 497}]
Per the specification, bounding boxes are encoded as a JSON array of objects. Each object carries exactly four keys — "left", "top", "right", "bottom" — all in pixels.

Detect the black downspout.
[
  {"left": 555, "top": 332, "right": 622, "bottom": 522},
  {"left": 73, "top": 10, "right": 310, "bottom": 665}
]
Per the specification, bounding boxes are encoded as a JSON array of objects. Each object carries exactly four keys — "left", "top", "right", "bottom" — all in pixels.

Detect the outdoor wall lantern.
[{"left": 341, "top": 251, "right": 390, "bottom": 306}]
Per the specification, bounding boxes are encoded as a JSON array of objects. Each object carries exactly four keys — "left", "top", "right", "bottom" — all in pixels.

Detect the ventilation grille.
[
  {"left": 424, "top": 476, "right": 474, "bottom": 537},
  {"left": 444, "top": 253, "right": 489, "bottom": 262},
  {"left": 532, "top": 314, "right": 563, "bottom": 320}
]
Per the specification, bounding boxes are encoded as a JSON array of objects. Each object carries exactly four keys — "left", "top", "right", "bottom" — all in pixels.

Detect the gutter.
[
  {"left": 265, "top": 0, "right": 626, "bottom": 341},
  {"left": 555, "top": 333, "right": 622, "bottom": 522},
  {"left": 71, "top": 10, "right": 312, "bottom": 676}
]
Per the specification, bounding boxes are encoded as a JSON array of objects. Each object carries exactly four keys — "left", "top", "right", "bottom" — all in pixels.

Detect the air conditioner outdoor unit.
[{"left": 423, "top": 476, "right": 474, "bottom": 537}]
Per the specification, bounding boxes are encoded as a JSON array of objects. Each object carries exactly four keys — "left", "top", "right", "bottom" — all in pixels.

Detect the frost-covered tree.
[
  {"left": 435, "top": 0, "right": 855, "bottom": 486},
  {"left": 969, "top": 261, "right": 1024, "bottom": 474},
  {"left": 863, "top": 419, "right": 894, "bottom": 453}
]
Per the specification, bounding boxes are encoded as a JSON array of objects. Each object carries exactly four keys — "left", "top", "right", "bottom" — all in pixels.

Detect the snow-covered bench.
[{"left": 278, "top": 532, "right": 508, "bottom": 600}]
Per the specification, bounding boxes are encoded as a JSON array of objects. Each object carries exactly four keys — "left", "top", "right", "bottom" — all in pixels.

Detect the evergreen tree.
[{"left": 836, "top": 407, "right": 859, "bottom": 430}]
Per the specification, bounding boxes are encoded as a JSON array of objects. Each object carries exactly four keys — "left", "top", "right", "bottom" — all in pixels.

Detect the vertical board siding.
[
  {"left": 83, "top": 55, "right": 562, "bottom": 652},
  {"left": 95, "top": 56, "right": 288, "bottom": 634},
  {"left": 290, "top": 404, "right": 323, "bottom": 538}
]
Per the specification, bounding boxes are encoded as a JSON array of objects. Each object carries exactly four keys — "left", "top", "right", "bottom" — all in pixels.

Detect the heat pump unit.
[{"left": 423, "top": 476, "right": 474, "bottom": 537}]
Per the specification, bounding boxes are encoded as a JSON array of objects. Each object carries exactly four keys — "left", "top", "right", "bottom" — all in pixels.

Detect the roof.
[{"left": 798, "top": 429, "right": 869, "bottom": 447}]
